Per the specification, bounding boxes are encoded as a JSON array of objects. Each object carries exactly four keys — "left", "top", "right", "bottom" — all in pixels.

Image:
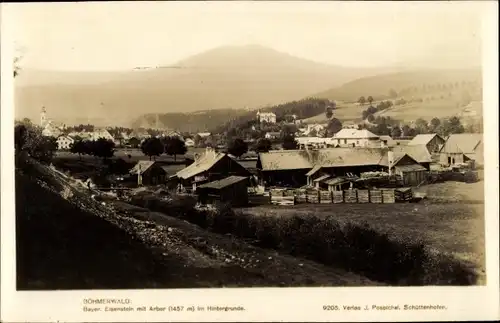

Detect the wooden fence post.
[
  {"left": 342, "top": 190, "right": 345, "bottom": 203},
  {"left": 381, "top": 190, "right": 384, "bottom": 204},
  {"left": 330, "top": 191, "right": 334, "bottom": 203},
  {"left": 368, "top": 189, "right": 371, "bottom": 203},
  {"left": 269, "top": 191, "right": 272, "bottom": 204},
  {"left": 318, "top": 190, "right": 321, "bottom": 203},
  {"left": 355, "top": 189, "right": 358, "bottom": 203}
]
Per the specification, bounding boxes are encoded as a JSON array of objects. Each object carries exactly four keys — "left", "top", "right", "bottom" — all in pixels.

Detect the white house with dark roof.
[
  {"left": 256, "top": 111, "right": 277, "bottom": 123},
  {"left": 332, "top": 129, "right": 380, "bottom": 147},
  {"left": 56, "top": 135, "right": 75, "bottom": 150}
]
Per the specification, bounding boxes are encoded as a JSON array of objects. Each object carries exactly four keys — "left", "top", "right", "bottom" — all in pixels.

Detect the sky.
[{"left": 6, "top": 1, "right": 485, "bottom": 72}]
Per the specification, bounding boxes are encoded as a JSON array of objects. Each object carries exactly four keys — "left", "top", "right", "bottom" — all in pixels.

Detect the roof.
[
  {"left": 259, "top": 147, "right": 388, "bottom": 171},
  {"left": 333, "top": 128, "right": 379, "bottom": 139},
  {"left": 388, "top": 145, "right": 432, "bottom": 164},
  {"left": 394, "top": 164, "right": 427, "bottom": 172},
  {"left": 306, "top": 165, "right": 322, "bottom": 176},
  {"left": 379, "top": 135, "right": 394, "bottom": 142},
  {"left": 313, "top": 174, "right": 331, "bottom": 182},
  {"left": 175, "top": 150, "right": 226, "bottom": 179},
  {"left": 440, "top": 133, "right": 483, "bottom": 154},
  {"left": 198, "top": 176, "right": 248, "bottom": 190},
  {"left": 160, "top": 164, "right": 187, "bottom": 175},
  {"left": 129, "top": 161, "right": 156, "bottom": 175},
  {"left": 408, "top": 134, "right": 444, "bottom": 146}
]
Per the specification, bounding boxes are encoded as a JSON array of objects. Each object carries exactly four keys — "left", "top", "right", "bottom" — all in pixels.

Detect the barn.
[
  {"left": 196, "top": 176, "right": 249, "bottom": 207},
  {"left": 174, "top": 148, "right": 251, "bottom": 192},
  {"left": 128, "top": 161, "right": 169, "bottom": 186},
  {"left": 387, "top": 154, "right": 428, "bottom": 186},
  {"left": 439, "top": 133, "right": 483, "bottom": 167},
  {"left": 408, "top": 133, "right": 446, "bottom": 154}
]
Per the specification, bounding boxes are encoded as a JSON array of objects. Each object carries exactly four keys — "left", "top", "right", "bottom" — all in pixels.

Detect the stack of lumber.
[
  {"left": 382, "top": 189, "right": 396, "bottom": 203},
  {"left": 295, "top": 189, "right": 307, "bottom": 203},
  {"left": 319, "top": 190, "right": 332, "bottom": 204},
  {"left": 370, "top": 190, "right": 383, "bottom": 203},
  {"left": 344, "top": 190, "right": 357, "bottom": 203},
  {"left": 332, "top": 191, "right": 344, "bottom": 203},
  {"left": 357, "top": 190, "right": 370, "bottom": 203},
  {"left": 306, "top": 188, "right": 319, "bottom": 203},
  {"left": 270, "top": 195, "right": 295, "bottom": 206}
]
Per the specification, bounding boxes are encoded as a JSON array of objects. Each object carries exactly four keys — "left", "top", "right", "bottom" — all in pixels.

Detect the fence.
[{"left": 270, "top": 188, "right": 398, "bottom": 205}]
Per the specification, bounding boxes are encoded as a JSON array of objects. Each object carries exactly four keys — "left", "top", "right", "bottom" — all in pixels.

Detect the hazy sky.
[{"left": 7, "top": 1, "right": 485, "bottom": 71}]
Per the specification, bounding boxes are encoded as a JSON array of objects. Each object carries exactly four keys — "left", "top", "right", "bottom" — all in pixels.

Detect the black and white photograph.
[{"left": 1, "top": 1, "right": 499, "bottom": 322}]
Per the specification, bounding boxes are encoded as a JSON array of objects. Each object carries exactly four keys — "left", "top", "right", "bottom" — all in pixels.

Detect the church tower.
[{"left": 40, "top": 106, "right": 47, "bottom": 127}]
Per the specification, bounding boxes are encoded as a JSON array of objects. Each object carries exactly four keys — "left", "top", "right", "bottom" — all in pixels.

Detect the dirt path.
[{"left": 109, "top": 201, "right": 382, "bottom": 287}]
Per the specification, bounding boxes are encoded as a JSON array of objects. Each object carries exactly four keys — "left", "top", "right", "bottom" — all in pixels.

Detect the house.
[
  {"left": 408, "top": 133, "right": 446, "bottom": 154},
  {"left": 296, "top": 137, "right": 332, "bottom": 149},
  {"left": 197, "top": 132, "right": 211, "bottom": 138},
  {"left": 56, "top": 135, "right": 75, "bottom": 150},
  {"left": 166, "top": 131, "right": 184, "bottom": 141},
  {"left": 90, "top": 129, "right": 115, "bottom": 141},
  {"left": 379, "top": 135, "right": 396, "bottom": 147},
  {"left": 128, "top": 161, "right": 169, "bottom": 186},
  {"left": 258, "top": 146, "right": 431, "bottom": 188},
  {"left": 265, "top": 132, "right": 281, "bottom": 140},
  {"left": 439, "top": 133, "right": 483, "bottom": 166},
  {"left": 302, "top": 124, "right": 325, "bottom": 136},
  {"left": 256, "top": 111, "right": 277, "bottom": 123},
  {"left": 386, "top": 145, "right": 433, "bottom": 170},
  {"left": 196, "top": 176, "right": 249, "bottom": 207},
  {"left": 185, "top": 138, "right": 195, "bottom": 147},
  {"left": 385, "top": 153, "right": 428, "bottom": 186},
  {"left": 173, "top": 148, "right": 251, "bottom": 192},
  {"left": 332, "top": 129, "right": 380, "bottom": 147},
  {"left": 41, "top": 122, "right": 62, "bottom": 138}
]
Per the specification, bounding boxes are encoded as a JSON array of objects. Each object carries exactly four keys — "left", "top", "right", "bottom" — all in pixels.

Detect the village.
[{"left": 35, "top": 106, "right": 483, "bottom": 209}]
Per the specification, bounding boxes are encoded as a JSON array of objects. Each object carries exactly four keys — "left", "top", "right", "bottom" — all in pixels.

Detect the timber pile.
[
  {"left": 344, "top": 190, "right": 357, "bottom": 203},
  {"left": 382, "top": 189, "right": 396, "bottom": 204},
  {"left": 357, "top": 190, "right": 370, "bottom": 203},
  {"left": 370, "top": 190, "right": 383, "bottom": 203},
  {"left": 319, "top": 191, "right": 331, "bottom": 204},
  {"left": 332, "top": 191, "right": 344, "bottom": 203}
]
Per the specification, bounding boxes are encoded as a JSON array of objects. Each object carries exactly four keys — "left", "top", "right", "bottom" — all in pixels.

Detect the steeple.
[{"left": 40, "top": 106, "right": 47, "bottom": 127}]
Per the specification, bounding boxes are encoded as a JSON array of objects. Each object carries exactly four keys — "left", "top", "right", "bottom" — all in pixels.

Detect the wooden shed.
[
  {"left": 196, "top": 176, "right": 249, "bottom": 207},
  {"left": 128, "top": 161, "right": 168, "bottom": 186}
]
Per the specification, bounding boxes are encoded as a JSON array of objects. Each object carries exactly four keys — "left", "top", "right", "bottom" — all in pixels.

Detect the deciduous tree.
[
  {"left": 228, "top": 138, "right": 249, "bottom": 158},
  {"left": 140, "top": 137, "right": 164, "bottom": 161},
  {"left": 164, "top": 136, "right": 188, "bottom": 161}
]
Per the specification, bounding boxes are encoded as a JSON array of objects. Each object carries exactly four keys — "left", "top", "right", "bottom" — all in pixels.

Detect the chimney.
[{"left": 387, "top": 149, "right": 394, "bottom": 175}]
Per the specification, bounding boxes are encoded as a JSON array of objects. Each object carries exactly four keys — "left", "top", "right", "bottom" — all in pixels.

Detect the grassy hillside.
[
  {"left": 304, "top": 69, "right": 482, "bottom": 125},
  {"left": 314, "top": 69, "right": 482, "bottom": 102}
]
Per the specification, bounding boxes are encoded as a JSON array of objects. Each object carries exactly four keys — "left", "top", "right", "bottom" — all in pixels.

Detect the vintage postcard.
[{"left": 1, "top": 1, "right": 499, "bottom": 322}]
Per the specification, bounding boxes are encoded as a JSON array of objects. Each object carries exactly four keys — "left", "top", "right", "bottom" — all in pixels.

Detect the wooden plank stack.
[
  {"left": 332, "top": 191, "right": 344, "bottom": 203},
  {"left": 357, "top": 190, "right": 370, "bottom": 203},
  {"left": 382, "top": 189, "right": 396, "bottom": 203},
  {"left": 344, "top": 190, "right": 357, "bottom": 203},
  {"left": 320, "top": 191, "right": 332, "bottom": 204},
  {"left": 370, "top": 190, "right": 383, "bottom": 203}
]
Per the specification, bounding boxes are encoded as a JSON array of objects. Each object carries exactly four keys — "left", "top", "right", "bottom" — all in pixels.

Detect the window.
[{"left": 344, "top": 139, "right": 347, "bottom": 144}]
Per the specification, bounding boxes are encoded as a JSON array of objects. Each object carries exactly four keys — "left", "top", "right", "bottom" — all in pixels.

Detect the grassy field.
[
  {"left": 302, "top": 99, "right": 481, "bottom": 125},
  {"left": 237, "top": 196, "right": 485, "bottom": 282}
]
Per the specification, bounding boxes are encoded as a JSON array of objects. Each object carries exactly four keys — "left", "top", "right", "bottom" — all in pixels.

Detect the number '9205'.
[{"left": 323, "top": 305, "right": 340, "bottom": 311}]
